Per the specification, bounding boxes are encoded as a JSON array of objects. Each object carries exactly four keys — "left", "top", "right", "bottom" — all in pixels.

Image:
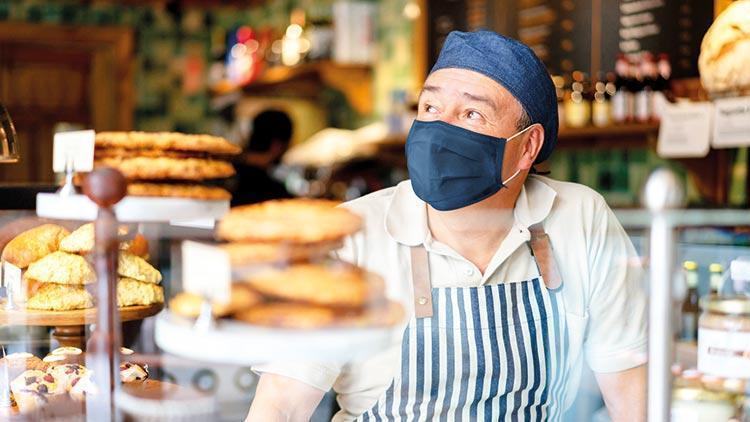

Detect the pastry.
[
  {"left": 222, "top": 239, "right": 342, "bottom": 267},
  {"left": 0, "top": 352, "right": 45, "bottom": 382},
  {"left": 24, "top": 251, "right": 95, "bottom": 285},
  {"left": 242, "top": 264, "right": 385, "bottom": 308},
  {"left": 217, "top": 199, "right": 362, "bottom": 243},
  {"left": 95, "top": 156, "right": 235, "bottom": 181},
  {"left": 117, "top": 277, "right": 164, "bottom": 307},
  {"left": 699, "top": 0, "right": 750, "bottom": 94},
  {"left": 118, "top": 252, "right": 162, "bottom": 284},
  {"left": 59, "top": 223, "right": 149, "bottom": 257},
  {"left": 120, "top": 362, "right": 148, "bottom": 383},
  {"left": 127, "top": 183, "right": 231, "bottom": 200},
  {"left": 69, "top": 374, "right": 98, "bottom": 402},
  {"left": 95, "top": 131, "right": 241, "bottom": 155},
  {"left": 48, "top": 364, "right": 88, "bottom": 391},
  {"left": 26, "top": 283, "right": 94, "bottom": 311},
  {"left": 235, "top": 303, "right": 338, "bottom": 329},
  {"left": 50, "top": 347, "right": 83, "bottom": 357},
  {"left": 10, "top": 369, "right": 65, "bottom": 396},
  {"left": 95, "top": 148, "right": 210, "bottom": 159},
  {"left": 169, "top": 285, "right": 261, "bottom": 318},
  {"left": 1, "top": 224, "right": 70, "bottom": 269}
]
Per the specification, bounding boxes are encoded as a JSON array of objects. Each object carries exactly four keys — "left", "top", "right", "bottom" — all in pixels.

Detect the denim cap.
[{"left": 431, "top": 30, "right": 558, "bottom": 164}]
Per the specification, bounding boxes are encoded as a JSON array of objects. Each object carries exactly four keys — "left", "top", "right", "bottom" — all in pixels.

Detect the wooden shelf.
[
  {"left": 243, "top": 60, "right": 373, "bottom": 115},
  {"left": 557, "top": 123, "right": 660, "bottom": 148}
]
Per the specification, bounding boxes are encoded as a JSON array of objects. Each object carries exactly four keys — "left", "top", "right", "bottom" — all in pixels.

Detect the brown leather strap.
[
  {"left": 410, "top": 246, "right": 434, "bottom": 318},
  {"left": 528, "top": 223, "right": 563, "bottom": 290}
]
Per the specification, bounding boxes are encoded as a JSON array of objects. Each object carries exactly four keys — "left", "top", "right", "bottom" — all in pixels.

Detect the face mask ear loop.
[{"left": 500, "top": 124, "right": 535, "bottom": 189}]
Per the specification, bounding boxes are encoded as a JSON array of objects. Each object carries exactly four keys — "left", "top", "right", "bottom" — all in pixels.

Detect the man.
[
  {"left": 248, "top": 31, "right": 647, "bottom": 421},
  {"left": 232, "top": 109, "right": 293, "bottom": 206}
]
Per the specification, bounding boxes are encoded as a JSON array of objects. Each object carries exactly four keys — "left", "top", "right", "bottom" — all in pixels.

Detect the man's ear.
[{"left": 518, "top": 124, "right": 545, "bottom": 170}]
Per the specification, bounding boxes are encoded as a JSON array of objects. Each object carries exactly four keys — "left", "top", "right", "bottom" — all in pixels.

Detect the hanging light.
[{"left": 0, "top": 103, "right": 19, "bottom": 163}]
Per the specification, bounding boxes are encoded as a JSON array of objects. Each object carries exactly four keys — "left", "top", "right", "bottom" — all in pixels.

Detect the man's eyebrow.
[{"left": 462, "top": 92, "right": 498, "bottom": 112}]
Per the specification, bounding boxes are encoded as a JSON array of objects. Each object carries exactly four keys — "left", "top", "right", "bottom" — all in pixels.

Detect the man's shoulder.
[
  {"left": 533, "top": 175, "right": 608, "bottom": 212},
  {"left": 340, "top": 183, "right": 403, "bottom": 217}
]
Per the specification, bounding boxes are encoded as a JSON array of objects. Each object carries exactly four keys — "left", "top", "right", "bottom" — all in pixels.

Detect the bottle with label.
[
  {"left": 682, "top": 260, "right": 700, "bottom": 342},
  {"left": 652, "top": 53, "right": 672, "bottom": 121},
  {"left": 626, "top": 56, "right": 641, "bottom": 123},
  {"left": 592, "top": 72, "right": 611, "bottom": 128},
  {"left": 611, "top": 54, "right": 630, "bottom": 124},
  {"left": 563, "top": 71, "right": 591, "bottom": 128},
  {"left": 709, "top": 263, "right": 724, "bottom": 296}
]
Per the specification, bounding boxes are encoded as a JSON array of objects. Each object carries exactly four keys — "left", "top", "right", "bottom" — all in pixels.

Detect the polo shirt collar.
[{"left": 384, "top": 175, "right": 558, "bottom": 247}]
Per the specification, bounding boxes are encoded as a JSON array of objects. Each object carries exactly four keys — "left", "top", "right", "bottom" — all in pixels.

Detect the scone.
[
  {"left": 60, "top": 223, "right": 149, "bottom": 257},
  {"left": 95, "top": 156, "right": 235, "bottom": 181},
  {"left": 24, "top": 251, "right": 95, "bottom": 285},
  {"left": 1, "top": 224, "right": 70, "bottom": 268},
  {"left": 222, "top": 239, "right": 342, "bottom": 267},
  {"left": 26, "top": 283, "right": 94, "bottom": 311},
  {"left": 95, "top": 131, "right": 241, "bottom": 155},
  {"left": 117, "top": 277, "right": 164, "bottom": 307},
  {"left": 118, "top": 252, "right": 162, "bottom": 284},
  {"left": 169, "top": 285, "right": 261, "bottom": 318},
  {"left": 217, "top": 199, "right": 362, "bottom": 243},
  {"left": 243, "top": 264, "right": 385, "bottom": 308},
  {"left": 235, "top": 303, "right": 338, "bottom": 329}
]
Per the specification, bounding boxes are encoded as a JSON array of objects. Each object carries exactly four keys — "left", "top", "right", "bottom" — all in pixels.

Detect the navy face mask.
[{"left": 405, "top": 119, "right": 531, "bottom": 211}]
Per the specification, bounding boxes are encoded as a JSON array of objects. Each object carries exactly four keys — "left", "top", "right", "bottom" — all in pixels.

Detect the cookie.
[
  {"left": 24, "top": 251, "right": 96, "bottom": 285},
  {"left": 118, "top": 252, "right": 162, "bottom": 284},
  {"left": 1, "top": 224, "right": 70, "bottom": 269},
  {"left": 217, "top": 199, "right": 362, "bottom": 243},
  {"left": 127, "top": 183, "right": 231, "bottom": 200},
  {"left": 26, "top": 283, "right": 94, "bottom": 311},
  {"left": 169, "top": 285, "right": 261, "bottom": 318},
  {"left": 222, "top": 239, "right": 342, "bottom": 267},
  {"left": 95, "top": 148, "right": 209, "bottom": 159},
  {"left": 242, "top": 264, "right": 385, "bottom": 308},
  {"left": 95, "top": 131, "right": 241, "bottom": 155},
  {"left": 95, "top": 156, "right": 235, "bottom": 181},
  {"left": 117, "top": 277, "right": 164, "bottom": 307}
]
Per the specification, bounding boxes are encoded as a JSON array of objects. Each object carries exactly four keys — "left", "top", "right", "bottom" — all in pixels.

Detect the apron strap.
[
  {"left": 528, "top": 223, "right": 563, "bottom": 290},
  {"left": 410, "top": 246, "right": 434, "bottom": 318}
]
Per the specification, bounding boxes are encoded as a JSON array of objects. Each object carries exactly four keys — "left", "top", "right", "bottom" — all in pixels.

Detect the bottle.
[
  {"left": 552, "top": 75, "right": 566, "bottom": 128},
  {"left": 611, "top": 54, "right": 630, "bottom": 124},
  {"left": 627, "top": 56, "right": 641, "bottom": 123},
  {"left": 592, "top": 72, "right": 611, "bottom": 127},
  {"left": 564, "top": 71, "right": 591, "bottom": 128},
  {"left": 635, "top": 52, "right": 655, "bottom": 123},
  {"left": 709, "top": 263, "right": 724, "bottom": 296},
  {"left": 681, "top": 260, "right": 700, "bottom": 342},
  {"left": 652, "top": 53, "right": 672, "bottom": 120}
]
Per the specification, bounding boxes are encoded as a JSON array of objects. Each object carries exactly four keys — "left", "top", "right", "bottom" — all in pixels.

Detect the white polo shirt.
[{"left": 254, "top": 175, "right": 648, "bottom": 421}]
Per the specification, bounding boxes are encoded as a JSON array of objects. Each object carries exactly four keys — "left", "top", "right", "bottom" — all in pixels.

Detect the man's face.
[{"left": 416, "top": 68, "right": 532, "bottom": 182}]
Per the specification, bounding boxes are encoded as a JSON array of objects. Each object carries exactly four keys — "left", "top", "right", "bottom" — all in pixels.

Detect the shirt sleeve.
[{"left": 584, "top": 198, "right": 648, "bottom": 373}]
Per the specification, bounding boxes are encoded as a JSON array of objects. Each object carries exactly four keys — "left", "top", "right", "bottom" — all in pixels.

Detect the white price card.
[
  {"left": 181, "top": 241, "right": 230, "bottom": 304},
  {"left": 53, "top": 130, "right": 95, "bottom": 173},
  {"left": 2, "top": 262, "right": 22, "bottom": 299},
  {"left": 657, "top": 102, "right": 713, "bottom": 158},
  {"left": 712, "top": 96, "right": 750, "bottom": 148}
]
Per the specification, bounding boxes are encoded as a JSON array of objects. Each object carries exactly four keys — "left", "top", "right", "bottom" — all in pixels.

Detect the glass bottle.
[{"left": 682, "top": 260, "right": 700, "bottom": 342}]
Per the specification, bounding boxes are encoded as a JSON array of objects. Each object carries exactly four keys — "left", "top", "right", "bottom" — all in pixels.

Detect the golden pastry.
[
  {"left": 24, "top": 251, "right": 95, "bottom": 285},
  {"left": 169, "top": 285, "right": 261, "bottom": 318},
  {"left": 118, "top": 252, "right": 162, "bottom": 284},
  {"left": 222, "top": 239, "right": 342, "bottom": 267},
  {"left": 127, "top": 183, "right": 231, "bottom": 200},
  {"left": 95, "top": 131, "right": 241, "bottom": 155},
  {"left": 234, "top": 303, "right": 338, "bottom": 329},
  {"left": 1, "top": 224, "right": 70, "bottom": 269},
  {"left": 60, "top": 223, "right": 150, "bottom": 257},
  {"left": 95, "top": 148, "right": 209, "bottom": 159},
  {"left": 26, "top": 283, "right": 94, "bottom": 311},
  {"left": 117, "top": 277, "right": 164, "bottom": 307},
  {"left": 95, "top": 156, "right": 235, "bottom": 181},
  {"left": 217, "top": 199, "right": 362, "bottom": 243},
  {"left": 243, "top": 264, "right": 385, "bottom": 308}
]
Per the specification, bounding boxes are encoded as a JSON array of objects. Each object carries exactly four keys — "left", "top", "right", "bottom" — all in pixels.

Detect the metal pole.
[{"left": 643, "top": 168, "right": 685, "bottom": 422}]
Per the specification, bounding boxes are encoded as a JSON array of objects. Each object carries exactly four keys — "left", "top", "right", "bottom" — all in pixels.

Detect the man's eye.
[
  {"left": 467, "top": 110, "right": 483, "bottom": 120},
  {"left": 425, "top": 104, "right": 438, "bottom": 114}
]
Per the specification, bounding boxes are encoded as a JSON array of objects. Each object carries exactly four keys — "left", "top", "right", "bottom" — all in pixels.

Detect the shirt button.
[
  {"left": 417, "top": 297, "right": 428, "bottom": 305},
  {"left": 464, "top": 268, "right": 475, "bottom": 276}
]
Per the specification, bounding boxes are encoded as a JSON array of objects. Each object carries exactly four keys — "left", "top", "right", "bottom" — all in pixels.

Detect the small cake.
[
  {"left": 120, "top": 362, "right": 148, "bottom": 383},
  {"left": 48, "top": 364, "right": 88, "bottom": 391},
  {"left": 69, "top": 374, "right": 98, "bottom": 402}
]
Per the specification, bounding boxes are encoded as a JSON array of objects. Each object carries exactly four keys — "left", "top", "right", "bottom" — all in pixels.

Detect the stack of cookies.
[
  {"left": 0, "top": 223, "right": 163, "bottom": 311},
  {"left": 170, "top": 199, "right": 404, "bottom": 328},
  {"left": 91, "top": 131, "right": 240, "bottom": 201}
]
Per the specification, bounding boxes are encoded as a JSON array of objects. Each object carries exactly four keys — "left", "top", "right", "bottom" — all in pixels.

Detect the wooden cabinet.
[{"left": 0, "top": 22, "right": 134, "bottom": 183}]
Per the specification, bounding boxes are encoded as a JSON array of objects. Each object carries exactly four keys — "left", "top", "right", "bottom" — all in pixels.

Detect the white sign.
[
  {"left": 2, "top": 262, "right": 22, "bottom": 299},
  {"left": 657, "top": 102, "right": 713, "bottom": 158},
  {"left": 53, "top": 130, "right": 95, "bottom": 173},
  {"left": 712, "top": 96, "right": 750, "bottom": 148},
  {"left": 181, "top": 241, "right": 230, "bottom": 304}
]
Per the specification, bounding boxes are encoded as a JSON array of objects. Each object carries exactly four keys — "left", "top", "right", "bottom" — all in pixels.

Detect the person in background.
[{"left": 231, "top": 110, "right": 294, "bottom": 206}]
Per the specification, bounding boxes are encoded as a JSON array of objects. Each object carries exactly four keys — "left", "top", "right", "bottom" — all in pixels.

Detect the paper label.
[
  {"left": 181, "top": 241, "right": 230, "bottom": 304},
  {"left": 698, "top": 327, "right": 750, "bottom": 378},
  {"left": 2, "top": 262, "right": 22, "bottom": 299},
  {"left": 657, "top": 102, "right": 712, "bottom": 158},
  {"left": 712, "top": 96, "right": 750, "bottom": 148},
  {"left": 53, "top": 130, "right": 95, "bottom": 172}
]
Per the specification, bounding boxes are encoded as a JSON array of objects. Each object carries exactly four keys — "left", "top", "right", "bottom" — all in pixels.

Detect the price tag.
[
  {"left": 657, "top": 102, "right": 713, "bottom": 158},
  {"left": 2, "top": 262, "right": 22, "bottom": 299},
  {"left": 712, "top": 96, "right": 750, "bottom": 148},
  {"left": 53, "top": 130, "right": 95, "bottom": 173},
  {"left": 181, "top": 241, "right": 230, "bottom": 304}
]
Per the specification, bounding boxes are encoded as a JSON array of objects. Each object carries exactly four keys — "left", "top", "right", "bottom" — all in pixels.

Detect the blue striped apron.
[{"left": 356, "top": 242, "right": 569, "bottom": 421}]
